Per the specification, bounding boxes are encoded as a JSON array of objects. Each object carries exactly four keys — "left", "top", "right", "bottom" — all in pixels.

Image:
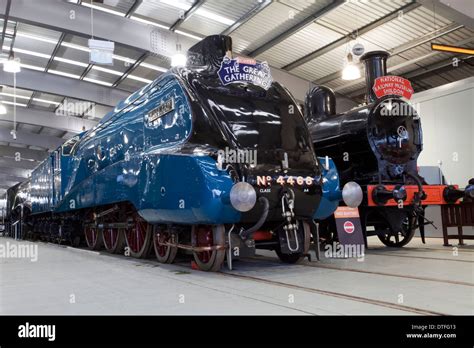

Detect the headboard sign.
[{"left": 373, "top": 76, "right": 414, "bottom": 100}]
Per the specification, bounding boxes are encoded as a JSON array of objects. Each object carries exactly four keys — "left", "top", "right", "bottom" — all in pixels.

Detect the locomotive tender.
[
  {"left": 2, "top": 35, "right": 360, "bottom": 271},
  {"left": 307, "top": 50, "right": 474, "bottom": 247}
]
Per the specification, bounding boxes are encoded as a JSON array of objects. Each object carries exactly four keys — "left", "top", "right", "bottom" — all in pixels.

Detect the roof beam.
[
  {"left": 0, "top": 127, "right": 64, "bottom": 149},
  {"left": 0, "top": 173, "right": 25, "bottom": 183},
  {"left": 0, "top": 69, "right": 129, "bottom": 107},
  {"left": 346, "top": 55, "right": 474, "bottom": 99},
  {"left": 404, "top": 55, "right": 474, "bottom": 79},
  {"left": 0, "top": 166, "right": 30, "bottom": 179},
  {"left": 221, "top": 0, "right": 272, "bottom": 36},
  {"left": 282, "top": 1, "right": 421, "bottom": 71},
  {"left": 0, "top": 156, "right": 38, "bottom": 170},
  {"left": 0, "top": 0, "right": 10, "bottom": 53},
  {"left": 169, "top": 0, "right": 205, "bottom": 32},
  {"left": 0, "top": 145, "right": 47, "bottom": 162},
  {"left": 113, "top": 52, "right": 149, "bottom": 87},
  {"left": 247, "top": 0, "right": 345, "bottom": 57},
  {"left": 340, "top": 34, "right": 474, "bottom": 95},
  {"left": 44, "top": 32, "right": 66, "bottom": 73},
  {"left": 314, "top": 22, "right": 463, "bottom": 85},
  {"left": 0, "top": 0, "right": 197, "bottom": 57},
  {"left": 125, "top": 0, "right": 143, "bottom": 18},
  {"left": 417, "top": 0, "right": 474, "bottom": 31},
  {"left": 0, "top": 105, "right": 97, "bottom": 133}
]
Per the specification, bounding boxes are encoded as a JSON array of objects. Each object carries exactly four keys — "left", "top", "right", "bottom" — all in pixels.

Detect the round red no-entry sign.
[{"left": 343, "top": 221, "right": 355, "bottom": 234}]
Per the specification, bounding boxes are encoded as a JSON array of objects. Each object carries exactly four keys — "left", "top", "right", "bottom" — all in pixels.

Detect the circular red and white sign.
[{"left": 343, "top": 221, "right": 355, "bottom": 234}]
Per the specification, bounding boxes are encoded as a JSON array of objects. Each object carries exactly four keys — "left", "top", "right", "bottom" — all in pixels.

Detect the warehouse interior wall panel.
[{"left": 413, "top": 77, "right": 474, "bottom": 187}]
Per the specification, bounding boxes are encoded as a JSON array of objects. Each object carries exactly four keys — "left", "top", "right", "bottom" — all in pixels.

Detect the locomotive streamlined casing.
[
  {"left": 8, "top": 34, "right": 361, "bottom": 270},
  {"left": 48, "top": 74, "right": 242, "bottom": 224},
  {"left": 28, "top": 47, "right": 323, "bottom": 226}
]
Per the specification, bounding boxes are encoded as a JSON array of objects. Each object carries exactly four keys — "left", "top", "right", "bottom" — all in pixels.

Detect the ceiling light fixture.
[
  {"left": 174, "top": 30, "right": 203, "bottom": 41},
  {"left": 129, "top": 16, "right": 169, "bottom": 30},
  {"left": 1, "top": 100, "right": 28, "bottom": 107},
  {"left": 140, "top": 62, "right": 167, "bottom": 72},
  {"left": 159, "top": 0, "right": 190, "bottom": 10},
  {"left": 6, "top": 30, "right": 59, "bottom": 45},
  {"left": 342, "top": 53, "right": 360, "bottom": 81},
  {"left": 431, "top": 43, "right": 474, "bottom": 55},
  {"left": 3, "top": 55, "right": 21, "bottom": 73},
  {"left": 4, "top": 46, "right": 50, "bottom": 59},
  {"left": 159, "top": 0, "right": 234, "bottom": 25},
  {"left": 33, "top": 98, "right": 61, "bottom": 106},
  {"left": 54, "top": 56, "right": 89, "bottom": 67},
  {"left": 81, "top": 2, "right": 125, "bottom": 17},
  {"left": 49, "top": 70, "right": 81, "bottom": 79},
  {"left": 0, "top": 92, "right": 30, "bottom": 100},
  {"left": 61, "top": 42, "right": 91, "bottom": 52},
  {"left": 171, "top": 53, "right": 186, "bottom": 67},
  {"left": 195, "top": 8, "right": 234, "bottom": 25},
  {"left": 83, "top": 77, "right": 113, "bottom": 86},
  {"left": 92, "top": 65, "right": 123, "bottom": 76},
  {"left": 3, "top": 37, "right": 169, "bottom": 77},
  {"left": 19, "top": 63, "right": 44, "bottom": 72},
  {"left": 127, "top": 75, "right": 153, "bottom": 84}
]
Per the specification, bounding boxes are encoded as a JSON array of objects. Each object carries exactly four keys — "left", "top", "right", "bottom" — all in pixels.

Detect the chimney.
[
  {"left": 187, "top": 35, "right": 233, "bottom": 70},
  {"left": 360, "top": 51, "right": 390, "bottom": 104}
]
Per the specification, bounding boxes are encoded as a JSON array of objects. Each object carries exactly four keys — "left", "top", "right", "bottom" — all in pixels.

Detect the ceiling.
[{"left": 0, "top": 0, "right": 473, "bottom": 196}]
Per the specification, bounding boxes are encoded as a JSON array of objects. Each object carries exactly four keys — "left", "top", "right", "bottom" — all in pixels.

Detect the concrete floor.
[{"left": 0, "top": 237, "right": 472, "bottom": 315}]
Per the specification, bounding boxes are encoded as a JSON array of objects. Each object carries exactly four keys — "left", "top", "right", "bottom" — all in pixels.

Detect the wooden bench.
[{"left": 441, "top": 200, "right": 474, "bottom": 246}]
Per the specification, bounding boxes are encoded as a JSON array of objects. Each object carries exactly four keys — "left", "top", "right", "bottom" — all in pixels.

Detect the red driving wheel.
[
  {"left": 124, "top": 213, "right": 152, "bottom": 258},
  {"left": 191, "top": 225, "right": 226, "bottom": 272}
]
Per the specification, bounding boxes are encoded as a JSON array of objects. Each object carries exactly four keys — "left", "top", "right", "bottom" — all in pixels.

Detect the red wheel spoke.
[
  {"left": 154, "top": 231, "right": 170, "bottom": 257},
  {"left": 195, "top": 226, "right": 214, "bottom": 264},
  {"left": 124, "top": 213, "right": 150, "bottom": 256}
]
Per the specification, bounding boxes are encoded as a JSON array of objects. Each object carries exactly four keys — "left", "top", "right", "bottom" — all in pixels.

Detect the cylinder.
[
  {"left": 360, "top": 51, "right": 390, "bottom": 104},
  {"left": 304, "top": 85, "right": 336, "bottom": 123}
]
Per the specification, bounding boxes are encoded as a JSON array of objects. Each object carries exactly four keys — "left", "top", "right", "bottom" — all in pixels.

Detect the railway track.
[
  {"left": 244, "top": 256, "right": 473, "bottom": 287},
  {"left": 365, "top": 251, "right": 473, "bottom": 263},
  {"left": 369, "top": 246, "right": 474, "bottom": 253},
  {"left": 29, "top": 239, "right": 469, "bottom": 315},
  {"left": 218, "top": 271, "right": 447, "bottom": 316}
]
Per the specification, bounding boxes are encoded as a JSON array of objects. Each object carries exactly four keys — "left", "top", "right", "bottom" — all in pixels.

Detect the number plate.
[
  {"left": 256, "top": 175, "right": 314, "bottom": 187},
  {"left": 148, "top": 97, "right": 175, "bottom": 124}
]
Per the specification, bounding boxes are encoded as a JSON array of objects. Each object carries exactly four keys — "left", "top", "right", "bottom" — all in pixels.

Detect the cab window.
[{"left": 62, "top": 136, "right": 80, "bottom": 156}]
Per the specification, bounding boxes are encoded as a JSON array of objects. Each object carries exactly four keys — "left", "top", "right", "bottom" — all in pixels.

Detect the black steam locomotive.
[{"left": 306, "top": 51, "right": 474, "bottom": 247}]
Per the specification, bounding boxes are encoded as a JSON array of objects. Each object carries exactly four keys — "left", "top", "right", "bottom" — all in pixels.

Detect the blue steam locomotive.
[{"left": 2, "top": 35, "right": 361, "bottom": 271}]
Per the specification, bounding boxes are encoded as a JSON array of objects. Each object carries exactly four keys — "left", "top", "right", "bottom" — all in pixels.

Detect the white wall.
[
  {"left": 411, "top": 77, "right": 474, "bottom": 238},
  {"left": 412, "top": 77, "right": 474, "bottom": 187}
]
